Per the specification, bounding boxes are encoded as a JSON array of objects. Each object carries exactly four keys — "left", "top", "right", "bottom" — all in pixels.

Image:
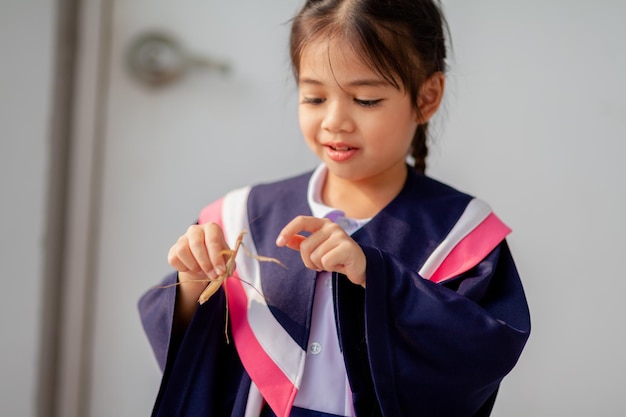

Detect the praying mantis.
[
  {"left": 158, "top": 230, "right": 285, "bottom": 341},
  {"left": 197, "top": 230, "right": 285, "bottom": 304}
]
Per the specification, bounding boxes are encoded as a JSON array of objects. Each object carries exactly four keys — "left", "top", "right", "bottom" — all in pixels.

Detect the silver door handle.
[{"left": 126, "top": 32, "right": 230, "bottom": 87}]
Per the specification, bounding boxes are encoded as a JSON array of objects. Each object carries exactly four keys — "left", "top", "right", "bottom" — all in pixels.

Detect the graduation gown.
[{"left": 138, "top": 167, "right": 531, "bottom": 417}]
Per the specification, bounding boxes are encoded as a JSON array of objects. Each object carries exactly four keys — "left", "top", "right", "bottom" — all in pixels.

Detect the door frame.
[{"left": 38, "top": 0, "right": 112, "bottom": 416}]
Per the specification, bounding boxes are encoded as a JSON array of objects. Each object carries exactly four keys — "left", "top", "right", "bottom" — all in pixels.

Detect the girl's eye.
[
  {"left": 354, "top": 98, "right": 383, "bottom": 108},
  {"left": 302, "top": 97, "right": 325, "bottom": 105}
]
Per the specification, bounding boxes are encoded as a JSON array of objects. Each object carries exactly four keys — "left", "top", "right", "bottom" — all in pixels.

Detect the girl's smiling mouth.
[
  {"left": 324, "top": 143, "right": 358, "bottom": 161},
  {"left": 329, "top": 145, "right": 353, "bottom": 151}
]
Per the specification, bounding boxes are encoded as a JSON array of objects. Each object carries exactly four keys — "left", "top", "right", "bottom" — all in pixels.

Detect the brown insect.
[
  {"left": 197, "top": 230, "right": 285, "bottom": 304},
  {"left": 158, "top": 230, "right": 285, "bottom": 341}
]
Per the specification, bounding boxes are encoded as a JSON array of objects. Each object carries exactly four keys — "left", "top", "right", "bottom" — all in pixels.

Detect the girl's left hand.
[{"left": 276, "top": 216, "right": 366, "bottom": 287}]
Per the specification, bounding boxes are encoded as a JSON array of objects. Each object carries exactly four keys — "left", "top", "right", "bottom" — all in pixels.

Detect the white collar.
[{"left": 306, "top": 164, "right": 371, "bottom": 234}]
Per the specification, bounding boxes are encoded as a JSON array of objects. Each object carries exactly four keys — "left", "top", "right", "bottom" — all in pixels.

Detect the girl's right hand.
[
  {"left": 167, "top": 222, "right": 231, "bottom": 319},
  {"left": 168, "top": 222, "right": 231, "bottom": 282}
]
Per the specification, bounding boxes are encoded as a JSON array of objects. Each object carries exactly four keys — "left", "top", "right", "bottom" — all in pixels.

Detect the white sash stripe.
[
  {"left": 222, "top": 187, "right": 306, "bottom": 388},
  {"left": 419, "top": 198, "right": 492, "bottom": 279},
  {"left": 243, "top": 382, "right": 264, "bottom": 417}
]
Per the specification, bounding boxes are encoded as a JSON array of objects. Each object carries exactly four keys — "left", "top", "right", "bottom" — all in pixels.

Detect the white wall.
[
  {"left": 0, "top": 1, "right": 54, "bottom": 416},
  {"left": 430, "top": 1, "right": 626, "bottom": 415}
]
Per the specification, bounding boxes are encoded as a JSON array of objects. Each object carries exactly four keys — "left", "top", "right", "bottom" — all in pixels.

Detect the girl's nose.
[{"left": 321, "top": 101, "right": 354, "bottom": 133}]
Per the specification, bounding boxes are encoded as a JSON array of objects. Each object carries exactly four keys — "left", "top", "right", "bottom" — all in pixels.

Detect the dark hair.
[{"left": 290, "top": 0, "right": 448, "bottom": 173}]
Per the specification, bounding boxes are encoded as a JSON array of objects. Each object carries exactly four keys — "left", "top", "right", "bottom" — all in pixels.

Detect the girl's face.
[{"left": 298, "top": 37, "right": 418, "bottom": 190}]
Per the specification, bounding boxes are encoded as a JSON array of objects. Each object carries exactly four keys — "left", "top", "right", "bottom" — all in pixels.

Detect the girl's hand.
[
  {"left": 168, "top": 222, "right": 231, "bottom": 282},
  {"left": 168, "top": 223, "right": 231, "bottom": 322},
  {"left": 276, "top": 216, "right": 366, "bottom": 287}
]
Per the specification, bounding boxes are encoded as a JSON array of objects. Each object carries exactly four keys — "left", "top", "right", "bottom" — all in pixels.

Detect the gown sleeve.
[
  {"left": 336, "top": 240, "right": 530, "bottom": 416},
  {"left": 138, "top": 271, "right": 178, "bottom": 372},
  {"left": 139, "top": 275, "right": 247, "bottom": 416}
]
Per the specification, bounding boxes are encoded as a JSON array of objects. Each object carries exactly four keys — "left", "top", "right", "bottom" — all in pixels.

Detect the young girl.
[{"left": 139, "top": 1, "right": 531, "bottom": 416}]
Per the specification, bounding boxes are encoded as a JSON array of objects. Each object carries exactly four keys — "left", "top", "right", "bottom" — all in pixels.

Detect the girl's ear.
[{"left": 415, "top": 72, "right": 445, "bottom": 124}]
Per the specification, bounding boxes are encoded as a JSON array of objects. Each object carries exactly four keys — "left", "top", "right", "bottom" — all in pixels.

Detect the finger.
[
  {"left": 167, "top": 246, "right": 190, "bottom": 272},
  {"left": 276, "top": 216, "right": 329, "bottom": 247},
  {"left": 305, "top": 234, "right": 346, "bottom": 272},
  {"left": 320, "top": 242, "right": 367, "bottom": 286},
  {"left": 316, "top": 241, "right": 352, "bottom": 273},
  {"left": 205, "top": 223, "right": 230, "bottom": 276},
  {"left": 306, "top": 240, "right": 335, "bottom": 271},
  {"left": 186, "top": 225, "right": 214, "bottom": 276},
  {"left": 299, "top": 222, "right": 346, "bottom": 268},
  {"left": 284, "top": 234, "right": 306, "bottom": 251},
  {"left": 298, "top": 220, "right": 342, "bottom": 253},
  {"left": 298, "top": 232, "right": 329, "bottom": 271},
  {"left": 168, "top": 237, "right": 200, "bottom": 274}
]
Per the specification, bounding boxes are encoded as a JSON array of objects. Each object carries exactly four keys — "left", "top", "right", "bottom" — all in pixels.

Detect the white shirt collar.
[{"left": 306, "top": 164, "right": 371, "bottom": 235}]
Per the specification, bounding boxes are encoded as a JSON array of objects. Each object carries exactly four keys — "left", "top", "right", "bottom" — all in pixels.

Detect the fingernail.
[
  {"left": 207, "top": 270, "right": 217, "bottom": 280},
  {"left": 275, "top": 235, "right": 285, "bottom": 246},
  {"left": 214, "top": 266, "right": 225, "bottom": 276}
]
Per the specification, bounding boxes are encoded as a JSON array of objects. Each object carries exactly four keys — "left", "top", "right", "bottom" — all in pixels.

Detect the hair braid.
[{"left": 411, "top": 123, "right": 429, "bottom": 174}]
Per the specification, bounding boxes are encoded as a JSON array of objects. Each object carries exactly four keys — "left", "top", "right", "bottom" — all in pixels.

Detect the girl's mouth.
[{"left": 324, "top": 144, "right": 358, "bottom": 162}]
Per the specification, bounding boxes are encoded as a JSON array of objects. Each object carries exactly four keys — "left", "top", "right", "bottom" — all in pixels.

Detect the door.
[{"left": 67, "top": 1, "right": 316, "bottom": 416}]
